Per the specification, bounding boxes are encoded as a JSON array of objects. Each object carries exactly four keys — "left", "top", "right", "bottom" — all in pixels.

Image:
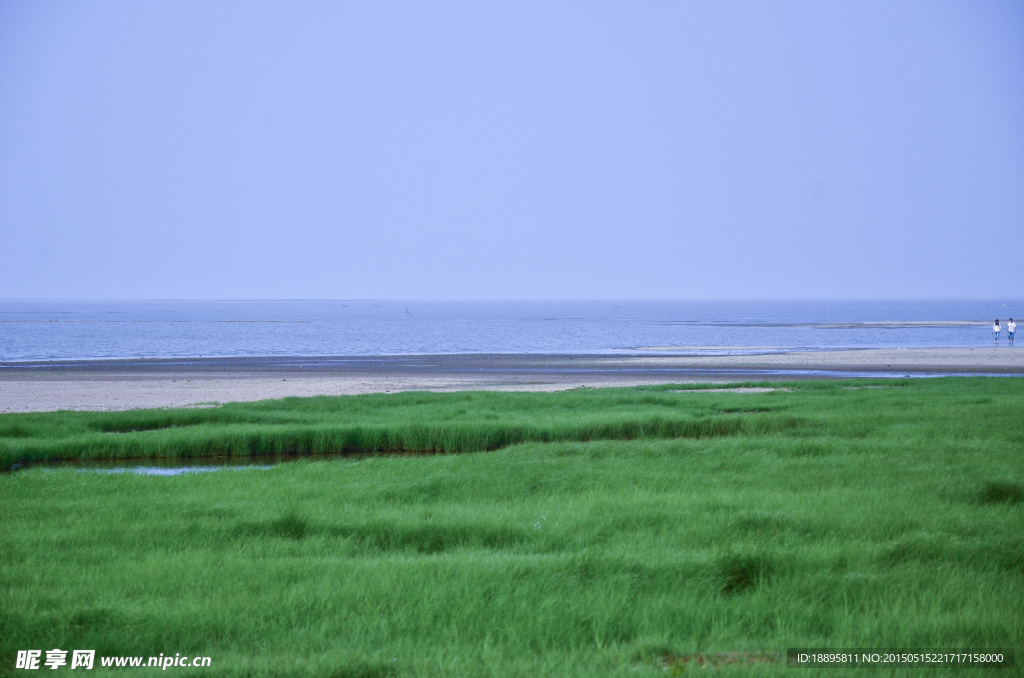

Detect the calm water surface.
[{"left": 1, "top": 299, "right": 1020, "bottom": 362}]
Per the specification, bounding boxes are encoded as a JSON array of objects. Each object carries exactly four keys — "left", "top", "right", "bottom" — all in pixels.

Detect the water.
[
  {"left": 12, "top": 453, "right": 439, "bottom": 475},
  {"left": 1, "top": 299, "right": 1020, "bottom": 362}
]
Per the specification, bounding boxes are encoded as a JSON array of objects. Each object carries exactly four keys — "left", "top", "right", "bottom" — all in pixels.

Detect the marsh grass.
[
  {"left": 1, "top": 378, "right": 1023, "bottom": 676},
  {"left": 1, "top": 385, "right": 812, "bottom": 470}
]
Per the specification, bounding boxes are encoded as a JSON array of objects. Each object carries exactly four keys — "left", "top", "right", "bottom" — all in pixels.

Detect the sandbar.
[{"left": 1, "top": 348, "right": 1022, "bottom": 413}]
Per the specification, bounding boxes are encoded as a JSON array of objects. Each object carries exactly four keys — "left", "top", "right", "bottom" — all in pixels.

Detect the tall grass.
[
  {"left": 4, "top": 378, "right": 1023, "bottom": 472},
  {"left": 1, "top": 384, "right": 811, "bottom": 469}
]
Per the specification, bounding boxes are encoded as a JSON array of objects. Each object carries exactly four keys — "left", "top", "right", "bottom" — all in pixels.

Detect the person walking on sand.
[
  {"left": 993, "top": 319, "right": 1000, "bottom": 344},
  {"left": 1009, "top": 318, "right": 1016, "bottom": 346}
]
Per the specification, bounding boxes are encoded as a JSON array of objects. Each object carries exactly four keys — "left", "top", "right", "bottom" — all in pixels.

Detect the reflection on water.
[
  {"left": 17, "top": 454, "right": 350, "bottom": 475},
  {"left": 87, "top": 466, "right": 274, "bottom": 476}
]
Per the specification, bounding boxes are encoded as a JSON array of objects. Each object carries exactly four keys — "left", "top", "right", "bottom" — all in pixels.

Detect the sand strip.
[{"left": 1, "top": 349, "right": 1021, "bottom": 413}]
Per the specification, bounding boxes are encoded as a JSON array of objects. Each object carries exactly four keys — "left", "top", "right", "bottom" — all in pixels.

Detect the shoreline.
[{"left": 2, "top": 348, "right": 1022, "bottom": 413}]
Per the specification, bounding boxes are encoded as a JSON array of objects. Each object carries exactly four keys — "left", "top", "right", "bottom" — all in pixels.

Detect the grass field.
[{"left": 2, "top": 378, "right": 1022, "bottom": 676}]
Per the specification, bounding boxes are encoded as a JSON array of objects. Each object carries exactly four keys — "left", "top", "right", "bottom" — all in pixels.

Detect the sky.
[{"left": 1, "top": 1, "right": 1022, "bottom": 301}]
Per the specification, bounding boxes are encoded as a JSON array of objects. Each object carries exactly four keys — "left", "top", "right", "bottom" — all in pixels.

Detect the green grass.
[
  {"left": 1, "top": 378, "right": 1022, "bottom": 676},
  {"left": 0, "top": 383, "right": 812, "bottom": 470}
]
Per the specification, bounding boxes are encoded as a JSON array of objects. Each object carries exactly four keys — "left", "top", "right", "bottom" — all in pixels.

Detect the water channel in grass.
[
  {"left": 12, "top": 453, "right": 382, "bottom": 475},
  {"left": 10, "top": 450, "right": 467, "bottom": 474}
]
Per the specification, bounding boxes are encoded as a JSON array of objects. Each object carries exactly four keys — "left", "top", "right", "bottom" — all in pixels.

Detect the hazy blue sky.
[{"left": 1, "top": 1, "right": 1021, "bottom": 300}]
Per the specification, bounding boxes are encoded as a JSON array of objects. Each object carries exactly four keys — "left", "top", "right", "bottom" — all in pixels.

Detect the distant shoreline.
[{"left": 2, "top": 349, "right": 1022, "bottom": 413}]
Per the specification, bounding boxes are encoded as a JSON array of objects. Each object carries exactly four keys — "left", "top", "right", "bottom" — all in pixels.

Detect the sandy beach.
[{"left": 1, "top": 348, "right": 1022, "bottom": 413}]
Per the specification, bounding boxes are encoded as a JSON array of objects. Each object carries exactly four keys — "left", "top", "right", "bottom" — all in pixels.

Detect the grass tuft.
[
  {"left": 246, "top": 513, "right": 311, "bottom": 540},
  {"left": 715, "top": 552, "right": 774, "bottom": 594},
  {"left": 977, "top": 480, "right": 1024, "bottom": 506}
]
